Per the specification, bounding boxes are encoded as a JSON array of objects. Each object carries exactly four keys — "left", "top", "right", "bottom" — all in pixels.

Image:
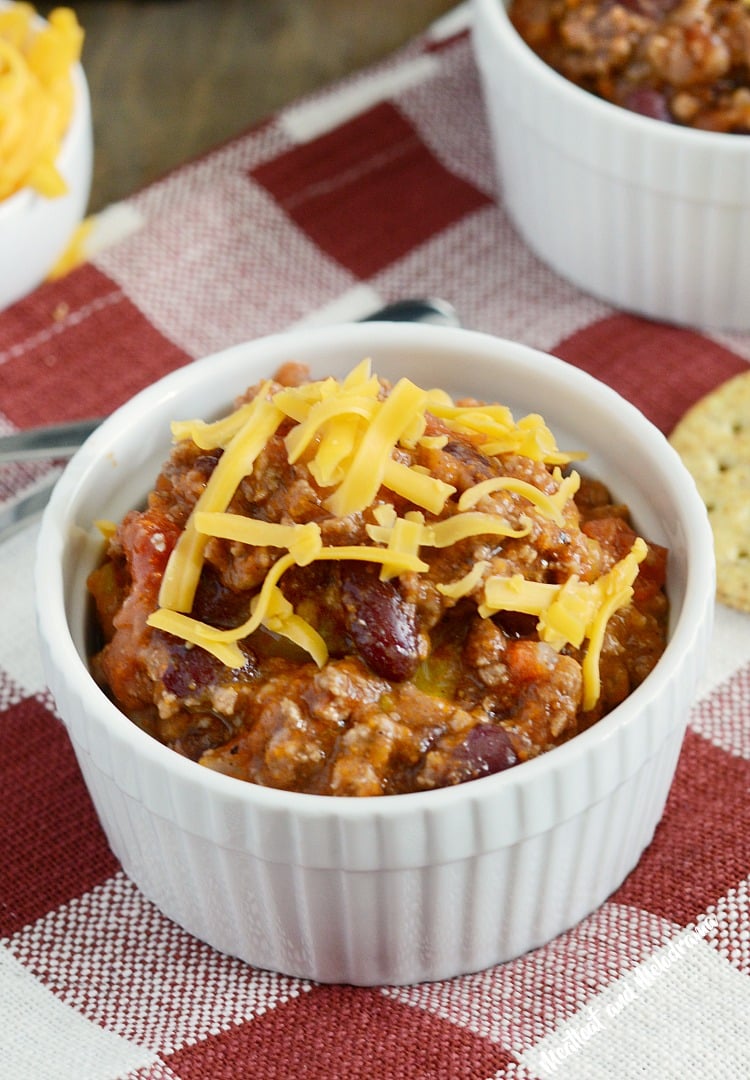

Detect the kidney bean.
[
  {"left": 455, "top": 723, "right": 519, "bottom": 779},
  {"left": 162, "top": 640, "right": 257, "bottom": 697},
  {"left": 340, "top": 563, "right": 420, "bottom": 682},
  {"left": 162, "top": 642, "right": 217, "bottom": 697},
  {"left": 623, "top": 87, "right": 674, "bottom": 122},
  {"left": 192, "top": 567, "right": 251, "bottom": 628}
]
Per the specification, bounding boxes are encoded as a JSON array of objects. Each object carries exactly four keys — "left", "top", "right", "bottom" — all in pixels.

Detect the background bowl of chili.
[
  {"left": 471, "top": 0, "right": 750, "bottom": 331},
  {"left": 36, "top": 321, "right": 714, "bottom": 985}
]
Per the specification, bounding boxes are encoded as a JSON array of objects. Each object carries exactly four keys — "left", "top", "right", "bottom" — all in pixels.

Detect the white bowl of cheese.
[{"left": 0, "top": 4, "right": 92, "bottom": 310}]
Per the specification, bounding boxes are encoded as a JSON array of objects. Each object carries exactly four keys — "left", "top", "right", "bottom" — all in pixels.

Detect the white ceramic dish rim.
[
  {"left": 473, "top": 0, "right": 750, "bottom": 157},
  {"left": 37, "top": 322, "right": 714, "bottom": 859},
  {"left": 0, "top": 3, "right": 89, "bottom": 224}
]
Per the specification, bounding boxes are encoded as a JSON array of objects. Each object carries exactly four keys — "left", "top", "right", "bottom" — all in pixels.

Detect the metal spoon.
[{"left": 0, "top": 297, "right": 459, "bottom": 538}]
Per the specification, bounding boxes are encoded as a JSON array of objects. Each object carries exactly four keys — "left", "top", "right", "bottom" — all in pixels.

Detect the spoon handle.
[
  {"left": 362, "top": 297, "right": 459, "bottom": 326},
  {"left": 0, "top": 417, "right": 100, "bottom": 464}
]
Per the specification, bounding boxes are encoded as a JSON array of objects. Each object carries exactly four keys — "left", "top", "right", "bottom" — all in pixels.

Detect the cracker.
[{"left": 669, "top": 370, "right": 750, "bottom": 612}]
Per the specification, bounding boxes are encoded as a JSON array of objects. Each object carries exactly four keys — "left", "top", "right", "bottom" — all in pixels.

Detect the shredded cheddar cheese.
[
  {"left": 171, "top": 398, "right": 263, "bottom": 450},
  {"left": 143, "top": 362, "right": 652, "bottom": 708},
  {"left": 158, "top": 384, "right": 284, "bottom": 612},
  {"left": 324, "top": 377, "right": 428, "bottom": 516},
  {"left": 375, "top": 510, "right": 426, "bottom": 582},
  {"left": 480, "top": 538, "right": 648, "bottom": 709},
  {"left": 437, "top": 560, "right": 491, "bottom": 600},
  {"left": 285, "top": 393, "right": 378, "bottom": 464},
  {"left": 425, "top": 401, "right": 582, "bottom": 465},
  {"left": 381, "top": 457, "right": 455, "bottom": 513},
  {"left": 145, "top": 609, "right": 247, "bottom": 668},
  {"left": 255, "top": 586, "right": 328, "bottom": 667},
  {"left": 458, "top": 470, "right": 581, "bottom": 525},
  {"left": 194, "top": 514, "right": 323, "bottom": 565},
  {"left": 94, "top": 518, "right": 117, "bottom": 540},
  {"left": 0, "top": 5, "right": 84, "bottom": 201}
]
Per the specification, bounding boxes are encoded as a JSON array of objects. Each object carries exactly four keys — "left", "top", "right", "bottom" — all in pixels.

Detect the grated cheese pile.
[
  {"left": 146, "top": 360, "right": 647, "bottom": 711},
  {"left": 0, "top": 4, "right": 83, "bottom": 200}
]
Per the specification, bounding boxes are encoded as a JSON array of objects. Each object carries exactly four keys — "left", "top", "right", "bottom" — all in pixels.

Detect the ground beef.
[
  {"left": 88, "top": 367, "right": 669, "bottom": 796},
  {"left": 509, "top": 0, "right": 750, "bottom": 132}
]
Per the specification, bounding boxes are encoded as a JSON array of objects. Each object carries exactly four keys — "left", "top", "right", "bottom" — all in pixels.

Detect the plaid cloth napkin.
[{"left": 2, "top": 5, "right": 749, "bottom": 1078}]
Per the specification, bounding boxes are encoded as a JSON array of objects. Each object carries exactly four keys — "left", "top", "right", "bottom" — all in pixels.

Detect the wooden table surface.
[{"left": 40, "top": 0, "right": 460, "bottom": 213}]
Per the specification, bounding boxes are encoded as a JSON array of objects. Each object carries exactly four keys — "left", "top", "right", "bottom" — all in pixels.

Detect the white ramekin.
[
  {"left": 471, "top": 0, "right": 750, "bottom": 331},
  {"left": 36, "top": 322, "right": 715, "bottom": 985},
  {"left": 0, "top": 9, "right": 92, "bottom": 311}
]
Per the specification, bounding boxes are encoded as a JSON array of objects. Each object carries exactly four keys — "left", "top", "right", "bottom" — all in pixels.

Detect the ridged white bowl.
[
  {"left": 471, "top": 0, "right": 750, "bottom": 330},
  {"left": 0, "top": 15, "right": 92, "bottom": 311},
  {"left": 36, "top": 323, "right": 714, "bottom": 985}
]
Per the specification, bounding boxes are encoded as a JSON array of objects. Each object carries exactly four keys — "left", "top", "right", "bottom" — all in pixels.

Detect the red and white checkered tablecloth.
[{"left": 2, "top": 5, "right": 750, "bottom": 1077}]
